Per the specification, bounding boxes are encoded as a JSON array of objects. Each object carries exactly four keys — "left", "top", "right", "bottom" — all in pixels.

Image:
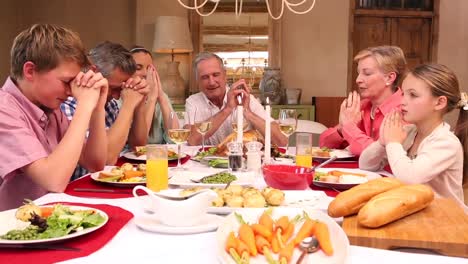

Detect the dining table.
[{"left": 7, "top": 145, "right": 467, "bottom": 264}]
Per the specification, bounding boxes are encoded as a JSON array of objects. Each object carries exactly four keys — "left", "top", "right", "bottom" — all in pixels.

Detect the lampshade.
[{"left": 153, "top": 16, "right": 193, "bottom": 54}]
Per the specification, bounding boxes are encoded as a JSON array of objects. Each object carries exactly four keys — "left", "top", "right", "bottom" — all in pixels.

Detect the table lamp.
[{"left": 153, "top": 16, "right": 193, "bottom": 104}]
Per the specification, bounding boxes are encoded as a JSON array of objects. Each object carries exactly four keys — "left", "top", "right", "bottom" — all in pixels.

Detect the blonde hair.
[
  {"left": 10, "top": 24, "right": 89, "bottom": 80},
  {"left": 354, "top": 45, "right": 408, "bottom": 91},
  {"left": 410, "top": 63, "right": 467, "bottom": 185}
]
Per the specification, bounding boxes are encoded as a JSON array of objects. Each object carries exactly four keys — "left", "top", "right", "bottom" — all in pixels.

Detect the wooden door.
[
  {"left": 390, "top": 17, "right": 432, "bottom": 71},
  {"left": 352, "top": 16, "right": 391, "bottom": 91}
]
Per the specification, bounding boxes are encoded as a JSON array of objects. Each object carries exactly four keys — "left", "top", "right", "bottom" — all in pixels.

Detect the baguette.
[
  {"left": 327, "top": 177, "right": 404, "bottom": 217},
  {"left": 357, "top": 184, "right": 434, "bottom": 228}
]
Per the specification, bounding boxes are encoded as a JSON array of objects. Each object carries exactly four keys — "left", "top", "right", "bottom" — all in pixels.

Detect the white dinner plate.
[
  {"left": 90, "top": 166, "right": 146, "bottom": 187},
  {"left": 122, "top": 151, "right": 185, "bottom": 161},
  {"left": 134, "top": 213, "right": 223, "bottom": 235},
  {"left": 147, "top": 189, "right": 332, "bottom": 215},
  {"left": 169, "top": 169, "right": 254, "bottom": 188},
  {"left": 217, "top": 207, "right": 349, "bottom": 264},
  {"left": 0, "top": 205, "right": 108, "bottom": 245},
  {"left": 313, "top": 168, "right": 382, "bottom": 190},
  {"left": 312, "top": 148, "right": 355, "bottom": 160}
]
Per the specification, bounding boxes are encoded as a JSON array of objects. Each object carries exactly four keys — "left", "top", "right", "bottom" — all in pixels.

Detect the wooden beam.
[
  {"left": 204, "top": 43, "right": 268, "bottom": 52},
  {"left": 203, "top": 26, "right": 268, "bottom": 36}
]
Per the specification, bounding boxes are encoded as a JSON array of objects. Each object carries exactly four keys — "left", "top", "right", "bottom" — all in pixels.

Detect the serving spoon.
[
  {"left": 312, "top": 155, "right": 338, "bottom": 171},
  {"left": 296, "top": 236, "right": 320, "bottom": 264}
]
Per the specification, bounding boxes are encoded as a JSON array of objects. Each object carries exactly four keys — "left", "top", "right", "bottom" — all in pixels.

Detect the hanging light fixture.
[{"left": 177, "top": 0, "right": 317, "bottom": 20}]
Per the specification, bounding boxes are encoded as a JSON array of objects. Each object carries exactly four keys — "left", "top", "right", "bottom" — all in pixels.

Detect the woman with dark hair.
[{"left": 130, "top": 46, "right": 176, "bottom": 143}]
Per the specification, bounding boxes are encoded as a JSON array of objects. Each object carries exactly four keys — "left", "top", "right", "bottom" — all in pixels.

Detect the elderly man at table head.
[
  {"left": 61, "top": 41, "right": 151, "bottom": 175},
  {"left": 185, "top": 52, "right": 287, "bottom": 146}
]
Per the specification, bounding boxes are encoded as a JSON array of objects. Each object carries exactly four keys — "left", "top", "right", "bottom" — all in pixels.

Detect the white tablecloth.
[{"left": 32, "top": 145, "right": 466, "bottom": 264}]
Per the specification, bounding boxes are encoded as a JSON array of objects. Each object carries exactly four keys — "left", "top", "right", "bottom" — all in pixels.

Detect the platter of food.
[
  {"left": 0, "top": 202, "right": 108, "bottom": 245},
  {"left": 122, "top": 146, "right": 184, "bottom": 161},
  {"left": 169, "top": 169, "right": 254, "bottom": 188},
  {"left": 169, "top": 186, "right": 331, "bottom": 214},
  {"left": 90, "top": 164, "right": 148, "bottom": 187},
  {"left": 216, "top": 207, "right": 349, "bottom": 264},
  {"left": 313, "top": 168, "right": 381, "bottom": 190}
]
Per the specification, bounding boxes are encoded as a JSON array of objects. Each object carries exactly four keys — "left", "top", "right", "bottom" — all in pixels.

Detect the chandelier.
[{"left": 177, "top": 0, "right": 317, "bottom": 20}]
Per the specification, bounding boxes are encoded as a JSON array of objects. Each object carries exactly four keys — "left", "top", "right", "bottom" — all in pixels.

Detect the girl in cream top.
[{"left": 359, "top": 64, "right": 467, "bottom": 212}]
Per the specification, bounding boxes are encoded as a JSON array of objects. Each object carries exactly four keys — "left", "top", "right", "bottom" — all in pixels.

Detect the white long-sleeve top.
[{"left": 359, "top": 122, "right": 467, "bottom": 212}]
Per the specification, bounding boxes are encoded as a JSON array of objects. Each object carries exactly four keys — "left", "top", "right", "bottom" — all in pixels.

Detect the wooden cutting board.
[{"left": 342, "top": 198, "right": 468, "bottom": 257}]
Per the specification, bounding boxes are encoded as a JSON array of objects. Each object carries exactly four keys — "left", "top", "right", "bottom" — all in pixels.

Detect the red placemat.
[
  {"left": 116, "top": 154, "right": 191, "bottom": 167},
  {"left": 0, "top": 202, "right": 133, "bottom": 264},
  {"left": 65, "top": 176, "right": 134, "bottom": 199}
]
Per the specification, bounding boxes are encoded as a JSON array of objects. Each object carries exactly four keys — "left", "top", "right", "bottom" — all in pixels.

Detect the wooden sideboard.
[{"left": 172, "top": 104, "right": 315, "bottom": 121}]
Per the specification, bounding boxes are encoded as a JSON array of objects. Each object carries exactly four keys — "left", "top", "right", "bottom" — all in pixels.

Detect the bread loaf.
[
  {"left": 327, "top": 178, "right": 404, "bottom": 217},
  {"left": 357, "top": 184, "right": 434, "bottom": 228}
]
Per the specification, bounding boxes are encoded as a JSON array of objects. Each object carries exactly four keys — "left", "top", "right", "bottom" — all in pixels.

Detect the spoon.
[{"left": 296, "top": 236, "right": 320, "bottom": 264}]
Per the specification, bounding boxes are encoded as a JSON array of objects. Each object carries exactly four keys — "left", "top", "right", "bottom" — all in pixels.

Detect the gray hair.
[
  {"left": 88, "top": 41, "right": 136, "bottom": 78},
  {"left": 193, "top": 51, "right": 225, "bottom": 80}
]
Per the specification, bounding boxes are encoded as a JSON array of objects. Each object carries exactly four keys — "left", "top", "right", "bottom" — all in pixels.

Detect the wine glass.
[
  {"left": 278, "top": 109, "right": 297, "bottom": 155},
  {"left": 194, "top": 108, "right": 213, "bottom": 151},
  {"left": 168, "top": 111, "right": 190, "bottom": 171}
]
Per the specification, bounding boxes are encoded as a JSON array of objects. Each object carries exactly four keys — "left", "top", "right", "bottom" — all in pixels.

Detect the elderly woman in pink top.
[
  {"left": 0, "top": 24, "right": 108, "bottom": 210},
  {"left": 319, "top": 46, "right": 408, "bottom": 155},
  {"left": 360, "top": 64, "right": 467, "bottom": 211}
]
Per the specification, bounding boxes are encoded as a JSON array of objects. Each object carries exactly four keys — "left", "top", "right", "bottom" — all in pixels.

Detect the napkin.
[{"left": 0, "top": 202, "right": 133, "bottom": 264}]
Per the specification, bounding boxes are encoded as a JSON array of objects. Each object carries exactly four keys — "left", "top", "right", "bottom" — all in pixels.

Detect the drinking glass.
[
  {"left": 146, "top": 144, "right": 168, "bottom": 192},
  {"left": 194, "top": 108, "right": 213, "bottom": 151},
  {"left": 168, "top": 111, "right": 190, "bottom": 171},
  {"left": 295, "top": 133, "right": 313, "bottom": 168},
  {"left": 278, "top": 109, "right": 297, "bottom": 155}
]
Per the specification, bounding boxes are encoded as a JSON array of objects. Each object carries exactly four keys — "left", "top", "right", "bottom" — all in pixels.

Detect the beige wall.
[
  {"left": 0, "top": 0, "right": 22, "bottom": 82},
  {"left": 281, "top": 0, "right": 350, "bottom": 103},
  {"left": 437, "top": 0, "right": 468, "bottom": 125},
  {"left": 0, "top": 0, "right": 135, "bottom": 81}
]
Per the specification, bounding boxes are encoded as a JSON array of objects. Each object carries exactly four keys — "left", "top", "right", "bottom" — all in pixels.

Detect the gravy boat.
[{"left": 132, "top": 186, "right": 217, "bottom": 227}]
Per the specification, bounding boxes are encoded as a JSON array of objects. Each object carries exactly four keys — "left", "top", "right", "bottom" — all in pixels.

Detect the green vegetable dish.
[
  {"left": 1, "top": 204, "right": 107, "bottom": 240},
  {"left": 193, "top": 147, "right": 218, "bottom": 161},
  {"left": 208, "top": 158, "right": 229, "bottom": 168},
  {"left": 201, "top": 172, "right": 237, "bottom": 184}
]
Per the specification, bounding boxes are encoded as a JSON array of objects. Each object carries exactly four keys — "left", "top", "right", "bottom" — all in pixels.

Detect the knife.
[
  {"left": 73, "top": 188, "right": 131, "bottom": 194},
  {"left": 0, "top": 244, "right": 80, "bottom": 251}
]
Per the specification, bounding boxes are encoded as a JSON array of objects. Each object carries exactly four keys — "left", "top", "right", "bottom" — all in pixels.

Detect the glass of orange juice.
[
  {"left": 146, "top": 144, "right": 168, "bottom": 192},
  {"left": 295, "top": 133, "right": 313, "bottom": 168}
]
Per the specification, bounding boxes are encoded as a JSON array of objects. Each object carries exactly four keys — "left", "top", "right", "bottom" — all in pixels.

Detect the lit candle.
[
  {"left": 264, "top": 97, "right": 271, "bottom": 164},
  {"left": 237, "top": 105, "right": 243, "bottom": 143}
]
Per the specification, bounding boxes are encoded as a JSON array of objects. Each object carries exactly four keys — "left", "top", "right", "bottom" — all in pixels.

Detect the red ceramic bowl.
[{"left": 262, "top": 164, "right": 313, "bottom": 190}]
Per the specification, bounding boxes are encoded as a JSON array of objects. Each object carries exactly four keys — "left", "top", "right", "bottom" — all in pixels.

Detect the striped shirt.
[{"left": 61, "top": 97, "right": 120, "bottom": 180}]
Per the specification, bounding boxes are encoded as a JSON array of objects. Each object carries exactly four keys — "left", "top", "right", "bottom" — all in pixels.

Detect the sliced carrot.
[
  {"left": 281, "top": 222, "right": 295, "bottom": 244},
  {"left": 252, "top": 223, "right": 273, "bottom": 241},
  {"left": 225, "top": 232, "right": 242, "bottom": 264},
  {"left": 271, "top": 231, "right": 280, "bottom": 253},
  {"left": 237, "top": 239, "right": 250, "bottom": 263},
  {"left": 123, "top": 170, "right": 145, "bottom": 179},
  {"left": 259, "top": 209, "right": 274, "bottom": 234},
  {"left": 255, "top": 235, "right": 276, "bottom": 264},
  {"left": 315, "top": 221, "right": 334, "bottom": 256},
  {"left": 293, "top": 219, "right": 316, "bottom": 246},
  {"left": 238, "top": 223, "right": 258, "bottom": 256},
  {"left": 275, "top": 216, "right": 290, "bottom": 232},
  {"left": 278, "top": 242, "right": 295, "bottom": 264}
]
